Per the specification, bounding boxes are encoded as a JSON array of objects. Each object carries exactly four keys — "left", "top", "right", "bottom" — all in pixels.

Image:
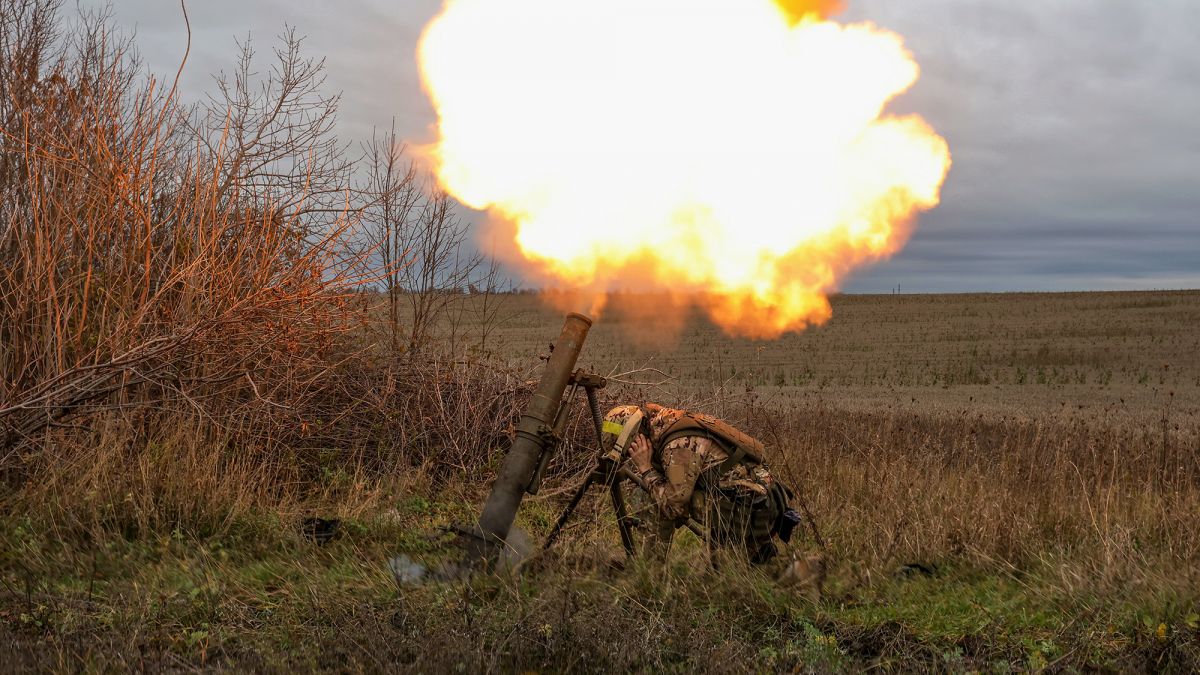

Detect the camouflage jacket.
[{"left": 603, "top": 404, "right": 776, "bottom": 521}]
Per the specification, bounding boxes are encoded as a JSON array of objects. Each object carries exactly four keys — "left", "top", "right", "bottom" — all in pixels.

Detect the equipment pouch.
[{"left": 777, "top": 509, "right": 803, "bottom": 543}]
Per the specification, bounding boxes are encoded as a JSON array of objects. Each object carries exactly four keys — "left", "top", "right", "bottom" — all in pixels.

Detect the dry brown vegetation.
[
  {"left": 0, "top": 0, "right": 497, "bottom": 531},
  {"left": 1, "top": 1, "right": 1198, "bottom": 671}
]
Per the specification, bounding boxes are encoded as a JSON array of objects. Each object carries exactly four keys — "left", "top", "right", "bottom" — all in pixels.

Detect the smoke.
[{"left": 774, "top": 0, "right": 847, "bottom": 23}]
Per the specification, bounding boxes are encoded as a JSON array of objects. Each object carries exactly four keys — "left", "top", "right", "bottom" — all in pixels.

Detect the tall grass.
[{"left": 736, "top": 400, "right": 1200, "bottom": 593}]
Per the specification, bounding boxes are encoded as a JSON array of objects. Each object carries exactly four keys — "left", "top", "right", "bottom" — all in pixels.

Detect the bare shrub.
[
  {"left": 191, "top": 26, "right": 353, "bottom": 221},
  {"left": 359, "top": 124, "right": 497, "bottom": 353},
  {"left": 0, "top": 0, "right": 543, "bottom": 538},
  {"left": 0, "top": 2, "right": 369, "bottom": 478},
  {"left": 361, "top": 125, "right": 422, "bottom": 349}
]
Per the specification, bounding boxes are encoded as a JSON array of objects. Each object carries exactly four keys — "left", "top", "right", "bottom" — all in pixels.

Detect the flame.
[
  {"left": 774, "top": 0, "right": 846, "bottom": 23},
  {"left": 418, "top": 0, "right": 951, "bottom": 338}
]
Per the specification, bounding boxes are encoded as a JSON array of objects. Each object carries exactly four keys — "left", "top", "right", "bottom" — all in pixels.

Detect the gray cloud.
[
  {"left": 93, "top": 0, "right": 443, "bottom": 143},
  {"left": 88, "top": 0, "right": 1199, "bottom": 292},
  {"left": 840, "top": 0, "right": 1200, "bottom": 291}
]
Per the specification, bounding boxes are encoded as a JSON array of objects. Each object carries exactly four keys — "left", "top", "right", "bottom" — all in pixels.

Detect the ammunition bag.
[
  {"left": 653, "top": 411, "right": 802, "bottom": 556},
  {"left": 777, "top": 508, "right": 803, "bottom": 544},
  {"left": 655, "top": 412, "right": 781, "bottom": 505},
  {"left": 655, "top": 413, "right": 766, "bottom": 468}
]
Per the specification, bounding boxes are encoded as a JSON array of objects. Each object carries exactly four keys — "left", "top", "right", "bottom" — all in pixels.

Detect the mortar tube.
[{"left": 466, "top": 312, "right": 593, "bottom": 565}]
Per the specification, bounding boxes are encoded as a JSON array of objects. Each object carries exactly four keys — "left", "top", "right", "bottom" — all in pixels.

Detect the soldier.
[{"left": 601, "top": 403, "right": 806, "bottom": 568}]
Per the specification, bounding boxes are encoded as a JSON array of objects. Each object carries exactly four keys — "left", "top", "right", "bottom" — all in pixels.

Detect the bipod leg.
[
  {"left": 609, "top": 475, "right": 636, "bottom": 558},
  {"left": 584, "top": 385, "right": 605, "bottom": 447},
  {"left": 542, "top": 472, "right": 597, "bottom": 552}
]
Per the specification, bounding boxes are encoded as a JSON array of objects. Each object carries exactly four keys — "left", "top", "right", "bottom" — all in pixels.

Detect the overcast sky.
[{"left": 89, "top": 0, "right": 1199, "bottom": 293}]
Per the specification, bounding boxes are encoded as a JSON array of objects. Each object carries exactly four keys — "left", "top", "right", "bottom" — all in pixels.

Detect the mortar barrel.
[{"left": 469, "top": 312, "right": 592, "bottom": 562}]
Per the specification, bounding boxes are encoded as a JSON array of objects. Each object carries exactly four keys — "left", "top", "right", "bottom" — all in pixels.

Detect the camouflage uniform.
[{"left": 603, "top": 403, "right": 786, "bottom": 564}]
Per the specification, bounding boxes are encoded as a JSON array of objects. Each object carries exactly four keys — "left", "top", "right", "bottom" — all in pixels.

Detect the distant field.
[{"left": 465, "top": 289, "right": 1200, "bottom": 432}]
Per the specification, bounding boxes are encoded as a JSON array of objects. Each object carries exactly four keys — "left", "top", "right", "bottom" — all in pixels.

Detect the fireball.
[{"left": 418, "top": 0, "right": 951, "bottom": 337}]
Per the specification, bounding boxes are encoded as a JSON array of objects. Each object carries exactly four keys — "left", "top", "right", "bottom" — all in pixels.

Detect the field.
[
  {"left": 6, "top": 290, "right": 1199, "bottom": 672},
  {"left": 492, "top": 290, "right": 1200, "bottom": 420}
]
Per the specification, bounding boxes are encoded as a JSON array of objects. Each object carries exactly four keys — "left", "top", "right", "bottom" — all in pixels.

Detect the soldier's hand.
[{"left": 629, "top": 434, "right": 653, "bottom": 474}]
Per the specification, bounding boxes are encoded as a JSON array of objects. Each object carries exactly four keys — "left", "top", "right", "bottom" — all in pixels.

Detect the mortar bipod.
[
  {"left": 525, "top": 369, "right": 609, "bottom": 497},
  {"left": 530, "top": 367, "right": 635, "bottom": 558}
]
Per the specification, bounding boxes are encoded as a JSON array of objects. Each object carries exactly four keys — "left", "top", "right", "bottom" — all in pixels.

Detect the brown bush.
[
  {"left": 0, "top": 2, "right": 372, "bottom": 500},
  {"left": 0, "top": 1, "right": 554, "bottom": 535}
]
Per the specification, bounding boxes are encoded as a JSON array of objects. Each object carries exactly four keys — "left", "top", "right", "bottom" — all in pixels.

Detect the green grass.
[{"left": 3, "top": 499, "right": 1197, "bottom": 672}]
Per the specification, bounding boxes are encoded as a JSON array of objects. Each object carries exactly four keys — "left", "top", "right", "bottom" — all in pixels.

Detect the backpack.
[{"left": 652, "top": 412, "right": 799, "bottom": 551}]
